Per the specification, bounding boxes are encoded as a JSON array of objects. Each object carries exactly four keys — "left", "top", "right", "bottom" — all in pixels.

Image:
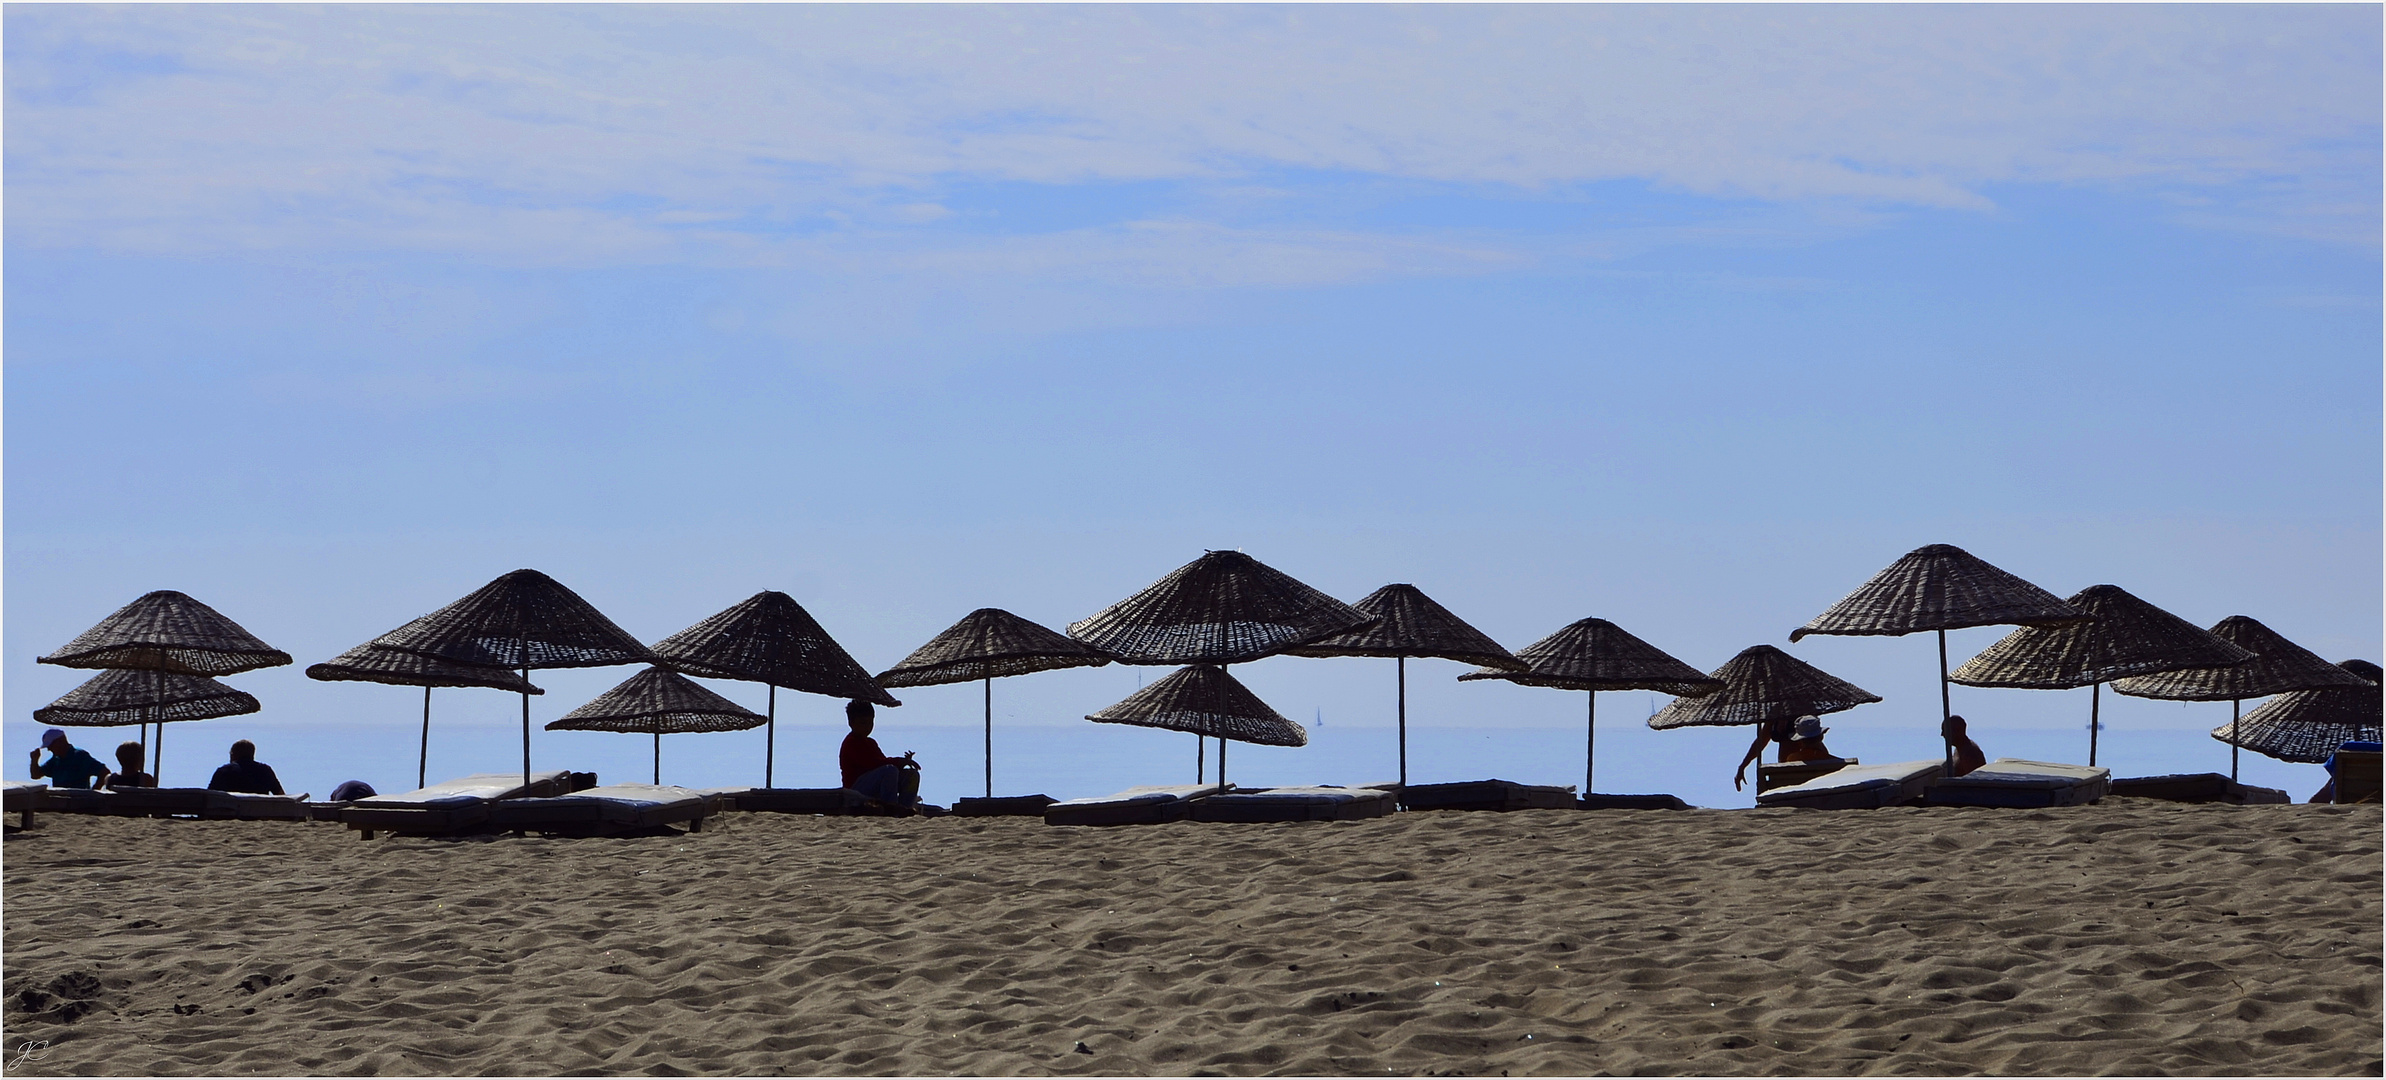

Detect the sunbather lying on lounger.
[
  {"left": 1736, "top": 715, "right": 1838, "bottom": 791},
  {"left": 840, "top": 699, "right": 920, "bottom": 809},
  {"left": 1943, "top": 715, "right": 1986, "bottom": 777}
]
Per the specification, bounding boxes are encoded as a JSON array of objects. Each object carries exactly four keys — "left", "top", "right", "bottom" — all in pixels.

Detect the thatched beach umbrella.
[
  {"left": 1950, "top": 585, "right": 2252, "bottom": 767},
  {"left": 39, "top": 590, "right": 291, "bottom": 782},
  {"left": 374, "top": 569, "right": 653, "bottom": 786},
  {"left": 1285, "top": 584, "right": 1526, "bottom": 788},
  {"left": 545, "top": 666, "right": 766, "bottom": 785},
  {"left": 1086, "top": 664, "right": 1307, "bottom": 787},
  {"left": 650, "top": 591, "right": 898, "bottom": 789},
  {"left": 875, "top": 608, "right": 1113, "bottom": 798},
  {"left": 308, "top": 639, "right": 542, "bottom": 790},
  {"left": 1648, "top": 645, "right": 1881, "bottom": 730},
  {"left": 34, "top": 669, "right": 260, "bottom": 728},
  {"left": 1790, "top": 544, "right": 2087, "bottom": 767},
  {"left": 1070, "top": 551, "right": 1370, "bottom": 781},
  {"left": 1456, "top": 617, "right": 1721, "bottom": 795},
  {"left": 2110, "top": 616, "right": 2371, "bottom": 780},
  {"left": 2207, "top": 660, "right": 2381, "bottom": 766}
]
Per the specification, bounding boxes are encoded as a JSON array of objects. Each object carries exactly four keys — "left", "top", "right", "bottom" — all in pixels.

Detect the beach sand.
[{"left": 4, "top": 800, "right": 2379, "bottom": 1076}]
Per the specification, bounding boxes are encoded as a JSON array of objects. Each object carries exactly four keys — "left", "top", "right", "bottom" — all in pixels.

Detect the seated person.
[
  {"left": 29, "top": 728, "right": 110, "bottom": 789},
  {"left": 1942, "top": 715, "right": 1987, "bottom": 777},
  {"left": 103, "top": 741, "right": 155, "bottom": 789},
  {"left": 1735, "top": 715, "right": 1839, "bottom": 791},
  {"left": 839, "top": 699, "right": 920, "bottom": 809},
  {"left": 207, "top": 739, "right": 285, "bottom": 795}
]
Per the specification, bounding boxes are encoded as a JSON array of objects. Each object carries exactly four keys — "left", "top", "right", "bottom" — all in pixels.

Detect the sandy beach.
[{"left": 5, "top": 800, "right": 2379, "bottom": 1076}]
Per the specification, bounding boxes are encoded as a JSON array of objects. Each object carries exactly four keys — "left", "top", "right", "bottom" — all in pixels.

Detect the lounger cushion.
[
  {"left": 1045, "top": 784, "right": 1223, "bottom": 827},
  {"left": 1758, "top": 761, "right": 1943, "bottom": 810},
  {"left": 953, "top": 795, "right": 1057, "bottom": 817},
  {"left": 1189, "top": 786, "right": 1395, "bottom": 823},
  {"left": 341, "top": 771, "right": 576, "bottom": 835},
  {"left": 485, "top": 784, "right": 714, "bottom": 834},
  {"left": 718, "top": 788, "right": 859, "bottom": 814},
  {"left": 1924, "top": 758, "right": 2110, "bottom": 808},
  {"left": 1578, "top": 793, "right": 1694, "bottom": 810},
  {"left": 1400, "top": 779, "right": 1576, "bottom": 812},
  {"left": 2110, "top": 773, "right": 2291, "bottom": 805}
]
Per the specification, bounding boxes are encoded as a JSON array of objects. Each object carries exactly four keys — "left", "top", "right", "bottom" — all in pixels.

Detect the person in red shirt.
[
  {"left": 840, "top": 698, "right": 920, "bottom": 809},
  {"left": 1942, "top": 714, "right": 1987, "bottom": 777}
]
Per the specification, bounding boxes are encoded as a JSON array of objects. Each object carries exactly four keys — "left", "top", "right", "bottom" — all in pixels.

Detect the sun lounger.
[
  {"left": 483, "top": 783, "right": 719, "bottom": 837},
  {"left": 341, "top": 771, "right": 581, "bottom": 838},
  {"left": 76, "top": 787, "right": 221, "bottom": 818},
  {"left": 1044, "top": 784, "right": 1225, "bottom": 827},
  {"left": 1579, "top": 793, "right": 1694, "bottom": 810},
  {"left": 1399, "top": 779, "right": 1576, "bottom": 812},
  {"left": 1923, "top": 758, "right": 2109, "bottom": 808},
  {"left": 954, "top": 794, "right": 1057, "bottom": 817},
  {"left": 3, "top": 780, "right": 44, "bottom": 827},
  {"left": 2328, "top": 743, "right": 2382, "bottom": 804},
  {"left": 1188, "top": 786, "right": 1396, "bottom": 823},
  {"left": 205, "top": 792, "right": 314, "bottom": 821},
  {"left": 2110, "top": 773, "right": 2291, "bottom": 805},
  {"left": 719, "top": 787, "right": 864, "bottom": 815},
  {"left": 1758, "top": 760, "right": 1943, "bottom": 810},
  {"left": 1755, "top": 757, "right": 1856, "bottom": 794}
]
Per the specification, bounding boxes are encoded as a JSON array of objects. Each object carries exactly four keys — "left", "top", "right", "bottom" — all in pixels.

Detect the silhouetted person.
[
  {"left": 839, "top": 699, "right": 919, "bottom": 809},
  {"left": 1943, "top": 715, "right": 1987, "bottom": 777},
  {"left": 327, "top": 780, "right": 377, "bottom": 802},
  {"left": 104, "top": 741, "right": 155, "bottom": 789},
  {"left": 207, "top": 739, "right": 284, "bottom": 795},
  {"left": 29, "top": 729, "right": 109, "bottom": 789},
  {"left": 1736, "top": 714, "right": 1838, "bottom": 791}
]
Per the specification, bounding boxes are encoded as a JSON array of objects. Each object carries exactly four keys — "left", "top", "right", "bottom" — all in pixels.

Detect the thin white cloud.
[{"left": 5, "top": 5, "right": 2376, "bottom": 273}]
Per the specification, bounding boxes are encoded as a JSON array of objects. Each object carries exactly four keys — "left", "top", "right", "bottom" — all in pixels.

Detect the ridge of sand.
[{"left": 5, "top": 801, "right": 2379, "bottom": 1076}]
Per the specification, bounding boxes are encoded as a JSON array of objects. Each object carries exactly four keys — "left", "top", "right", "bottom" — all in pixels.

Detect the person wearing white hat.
[
  {"left": 1733, "top": 714, "right": 1839, "bottom": 791},
  {"left": 28, "top": 728, "right": 111, "bottom": 789}
]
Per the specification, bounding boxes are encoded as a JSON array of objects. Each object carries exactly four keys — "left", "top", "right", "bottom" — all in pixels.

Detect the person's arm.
[
  {"left": 1733, "top": 727, "right": 1769, "bottom": 791},
  {"left": 266, "top": 765, "right": 284, "bottom": 796},
  {"left": 29, "top": 748, "right": 46, "bottom": 780}
]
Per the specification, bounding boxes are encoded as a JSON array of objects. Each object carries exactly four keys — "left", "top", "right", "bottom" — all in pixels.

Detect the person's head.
[
  {"left": 845, "top": 698, "right": 874, "bottom": 735},
  {"left": 229, "top": 739, "right": 256, "bottom": 763},
  {"left": 1789, "top": 715, "right": 1828, "bottom": 742},
  {"left": 115, "top": 741, "right": 145, "bottom": 772},
  {"left": 1942, "top": 714, "right": 1969, "bottom": 739},
  {"left": 40, "top": 728, "right": 71, "bottom": 755}
]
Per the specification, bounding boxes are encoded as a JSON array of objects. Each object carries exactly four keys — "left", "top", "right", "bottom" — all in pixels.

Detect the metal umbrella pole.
[
  {"left": 2088, "top": 682, "right": 2101, "bottom": 767},
  {"left": 1397, "top": 656, "right": 1408, "bottom": 789},
  {"left": 419, "top": 686, "right": 433, "bottom": 790},
  {"left": 2229, "top": 698, "right": 2240, "bottom": 781},
  {"left": 1585, "top": 689, "right": 1597, "bottom": 796},
  {"left": 764, "top": 685, "right": 776, "bottom": 789},
  {"left": 1939, "top": 629, "right": 1954, "bottom": 771}
]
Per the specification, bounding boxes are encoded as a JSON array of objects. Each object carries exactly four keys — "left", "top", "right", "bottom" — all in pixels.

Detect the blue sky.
[{"left": 7, "top": 6, "right": 2379, "bottom": 807}]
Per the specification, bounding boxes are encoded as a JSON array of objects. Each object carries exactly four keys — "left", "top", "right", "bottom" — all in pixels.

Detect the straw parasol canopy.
[
  {"left": 308, "top": 642, "right": 541, "bottom": 692},
  {"left": 2212, "top": 660, "right": 2382, "bottom": 765},
  {"left": 2110, "top": 616, "right": 2372, "bottom": 779},
  {"left": 876, "top": 608, "right": 1112, "bottom": 799},
  {"left": 651, "top": 590, "right": 898, "bottom": 788},
  {"left": 373, "top": 569, "right": 654, "bottom": 785},
  {"left": 1648, "top": 645, "right": 1881, "bottom": 730},
  {"left": 546, "top": 666, "right": 767, "bottom": 785},
  {"left": 39, "top": 590, "right": 293, "bottom": 676},
  {"left": 34, "top": 669, "right": 260, "bottom": 727},
  {"left": 1068, "top": 551, "right": 1374, "bottom": 666},
  {"left": 1087, "top": 664, "right": 1309, "bottom": 782},
  {"left": 1458, "top": 617, "right": 1723, "bottom": 795},
  {"left": 1951, "top": 584, "right": 2253, "bottom": 767},
  {"left": 1284, "top": 583, "right": 1525, "bottom": 789},
  {"left": 1790, "top": 544, "right": 2089, "bottom": 643}
]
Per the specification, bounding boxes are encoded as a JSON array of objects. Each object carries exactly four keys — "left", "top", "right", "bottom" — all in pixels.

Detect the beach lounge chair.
[
  {"left": 1578, "top": 793, "right": 1694, "bottom": 810},
  {"left": 1399, "top": 779, "right": 1576, "bottom": 813},
  {"left": 1922, "top": 758, "right": 2109, "bottom": 808},
  {"left": 3, "top": 780, "right": 43, "bottom": 827},
  {"left": 2109, "top": 773, "right": 2291, "bottom": 805},
  {"left": 1757, "top": 760, "right": 1943, "bottom": 810},
  {"left": 1044, "top": 784, "right": 1225, "bottom": 827},
  {"left": 340, "top": 771, "right": 584, "bottom": 839},
  {"left": 74, "top": 787, "right": 222, "bottom": 819},
  {"left": 205, "top": 792, "right": 314, "bottom": 821},
  {"left": 1755, "top": 757, "right": 1856, "bottom": 794},
  {"left": 483, "top": 783, "right": 720, "bottom": 837},
  {"left": 714, "top": 787, "right": 861, "bottom": 815},
  {"left": 1188, "top": 785, "right": 1396, "bottom": 823},
  {"left": 953, "top": 794, "right": 1057, "bottom": 817},
  {"left": 2327, "top": 742, "right": 2382, "bottom": 804}
]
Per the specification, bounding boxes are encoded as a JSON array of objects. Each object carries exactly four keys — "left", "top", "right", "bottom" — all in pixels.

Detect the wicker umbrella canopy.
[
  {"left": 650, "top": 590, "right": 898, "bottom": 788},
  {"left": 1648, "top": 645, "right": 1881, "bottom": 731},
  {"left": 1456, "top": 617, "right": 1722, "bottom": 795},
  {"left": 34, "top": 669, "right": 260, "bottom": 727},
  {"left": 39, "top": 590, "right": 292, "bottom": 676},
  {"left": 309, "top": 638, "right": 543, "bottom": 790},
  {"left": 1067, "top": 551, "right": 1374, "bottom": 666},
  {"left": 1283, "top": 584, "right": 1524, "bottom": 790},
  {"left": 1789, "top": 544, "right": 2086, "bottom": 769},
  {"left": 876, "top": 608, "right": 1112, "bottom": 799},
  {"left": 546, "top": 666, "right": 767, "bottom": 785},
  {"left": 2212, "top": 660, "right": 2382, "bottom": 765},
  {"left": 374, "top": 569, "right": 654, "bottom": 786},
  {"left": 2111, "top": 616, "right": 2372, "bottom": 779},
  {"left": 1951, "top": 585, "right": 2253, "bottom": 767},
  {"left": 1088, "top": 664, "right": 1306, "bottom": 787}
]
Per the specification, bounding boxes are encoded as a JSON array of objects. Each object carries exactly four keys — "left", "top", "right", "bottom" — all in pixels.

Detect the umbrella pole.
[
  {"left": 2088, "top": 682, "right": 2100, "bottom": 767},
  {"left": 2230, "top": 699, "right": 2240, "bottom": 781},
  {"left": 1938, "top": 629, "right": 1953, "bottom": 772},
  {"left": 1585, "top": 690, "right": 1596, "bottom": 796},
  {"left": 420, "top": 686, "right": 432, "bottom": 790},
  {"left": 985, "top": 677, "right": 994, "bottom": 799},
  {"left": 1219, "top": 734, "right": 1227, "bottom": 789},
  {"left": 654, "top": 730, "right": 661, "bottom": 786},
  {"left": 1397, "top": 656, "right": 1408, "bottom": 789},
  {"left": 765, "top": 685, "right": 776, "bottom": 789},
  {"left": 156, "top": 721, "right": 165, "bottom": 787},
  {"left": 1196, "top": 733, "right": 1204, "bottom": 784}
]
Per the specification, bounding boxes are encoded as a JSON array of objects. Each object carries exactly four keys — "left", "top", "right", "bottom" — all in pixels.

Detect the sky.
[{"left": 6, "top": 5, "right": 2379, "bottom": 810}]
